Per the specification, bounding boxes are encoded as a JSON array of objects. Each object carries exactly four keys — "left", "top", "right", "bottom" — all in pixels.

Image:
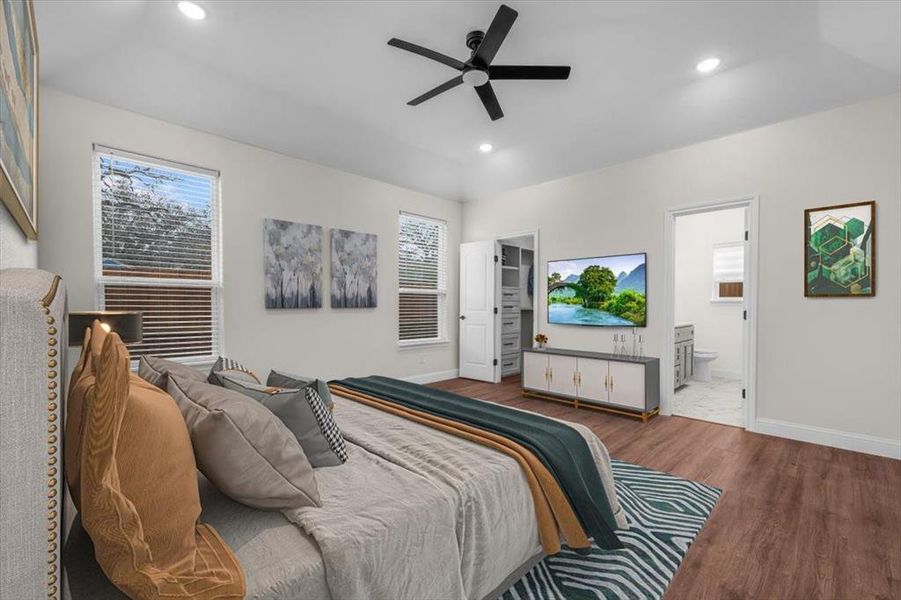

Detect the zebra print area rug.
[{"left": 502, "top": 460, "right": 721, "bottom": 600}]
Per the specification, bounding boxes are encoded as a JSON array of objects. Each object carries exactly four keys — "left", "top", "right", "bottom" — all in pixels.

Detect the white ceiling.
[{"left": 35, "top": 1, "right": 901, "bottom": 201}]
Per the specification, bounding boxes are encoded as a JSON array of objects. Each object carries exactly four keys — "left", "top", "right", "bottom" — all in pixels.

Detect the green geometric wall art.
[{"left": 804, "top": 201, "right": 875, "bottom": 297}]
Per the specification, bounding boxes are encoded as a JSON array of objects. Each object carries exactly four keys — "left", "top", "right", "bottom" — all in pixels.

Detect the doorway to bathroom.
[{"left": 663, "top": 197, "right": 758, "bottom": 430}]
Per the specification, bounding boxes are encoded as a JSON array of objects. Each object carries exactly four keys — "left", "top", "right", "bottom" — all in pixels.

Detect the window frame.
[
  {"left": 92, "top": 145, "right": 224, "bottom": 365},
  {"left": 397, "top": 211, "right": 448, "bottom": 348},
  {"left": 711, "top": 240, "right": 745, "bottom": 303}
]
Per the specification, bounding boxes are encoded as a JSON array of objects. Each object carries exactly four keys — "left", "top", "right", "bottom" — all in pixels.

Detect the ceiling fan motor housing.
[{"left": 466, "top": 30, "right": 486, "bottom": 52}]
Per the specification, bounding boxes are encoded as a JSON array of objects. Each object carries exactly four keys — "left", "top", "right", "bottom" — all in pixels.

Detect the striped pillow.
[{"left": 207, "top": 356, "right": 260, "bottom": 387}]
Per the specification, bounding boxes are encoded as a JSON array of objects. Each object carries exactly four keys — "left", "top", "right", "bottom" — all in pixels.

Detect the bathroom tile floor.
[{"left": 673, "top": 375, "right": 744, "bottom": 427}]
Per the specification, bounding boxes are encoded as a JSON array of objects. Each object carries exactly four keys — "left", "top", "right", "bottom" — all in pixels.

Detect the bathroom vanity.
[{"left": 674, "top": 323, "right": 694, "bottom": 389}]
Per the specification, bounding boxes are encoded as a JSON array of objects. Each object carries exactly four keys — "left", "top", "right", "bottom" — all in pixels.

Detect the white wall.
[
  {"left": 463, "top": 94, "right": 901, "bottom": 449},
  {"left": 0, "top": 203, "right": 37, "bottom": 268},
  {"left": 37, "top": 88, "right": 461, "bottom": 381},
  {"left": 674, "top": 207, "right": 744, "bottom": 377}
]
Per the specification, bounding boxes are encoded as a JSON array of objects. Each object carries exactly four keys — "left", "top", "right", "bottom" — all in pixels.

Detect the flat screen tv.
[{"left": 547, "top": 252, "right": 647, "bottom": 327}]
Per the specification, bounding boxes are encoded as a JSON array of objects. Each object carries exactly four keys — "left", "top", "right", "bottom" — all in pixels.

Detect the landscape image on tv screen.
[{"left": 547, "top": 253, "right": 647, "bottom": 327}]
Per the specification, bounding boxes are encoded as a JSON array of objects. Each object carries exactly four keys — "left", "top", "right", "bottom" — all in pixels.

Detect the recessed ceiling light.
[
  {"left": 479, "top": 143, "right": 493, "bottom": 153},
  {"left": 696, "top": 57, "right": 721, "bottom": 73},
  {"left": 178, "top": 1, "right": 206, "bottom": 20}
]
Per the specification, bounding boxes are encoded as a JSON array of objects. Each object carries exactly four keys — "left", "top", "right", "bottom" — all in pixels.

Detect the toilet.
[{"left": 693, "top": 349, "right": 719, "bottom": 382}]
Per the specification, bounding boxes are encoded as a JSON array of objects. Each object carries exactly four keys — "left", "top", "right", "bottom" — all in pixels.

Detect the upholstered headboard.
[{"left": 0, "top": 269, "right": 66, "bottom": 600}]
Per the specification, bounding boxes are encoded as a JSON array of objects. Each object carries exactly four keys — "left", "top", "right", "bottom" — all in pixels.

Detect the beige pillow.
[
  {"left": 167, "top": 374, "right": 321, "bottom": 510},
  {"left": 138, "top": 355, "right": 209, "bottom": 389},
  {"left": 78, "top": 328, "right": 245, "bottom": 598}
]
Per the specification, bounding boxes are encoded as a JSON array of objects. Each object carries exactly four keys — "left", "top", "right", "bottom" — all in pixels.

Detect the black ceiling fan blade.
[
  {"left": 387, "top": 38, "right": 466, "bottom": 71},
  {"left": 474, "top": 82, "right": 504, "bottom": 121},
  {"left": 408, "top": 75, "right": 465, "bottom": 106},
  {"left": 489, "top": 65, "right": 571, "bottom": 80},
  {"left": 473, "top": 4, "right": 518, "bottom": 67}
]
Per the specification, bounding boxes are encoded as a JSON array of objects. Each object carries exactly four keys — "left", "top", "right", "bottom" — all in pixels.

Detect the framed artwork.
[
  {"left": 0, "top": 0, "right": 38, "bottom": 239},
  {"left": 264, "top": 219, "right": 323, "bottom": 308},
  {"left": 331, "top": 228, "right": 377, "bottom": 308},
  {"left": 804, "top": 201, "right": 875, "bottom": 297}
]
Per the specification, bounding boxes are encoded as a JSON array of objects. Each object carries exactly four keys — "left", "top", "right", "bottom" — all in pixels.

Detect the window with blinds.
[
  {"left": 398, "top": 212, "right": 447, "bottom": 344},
  {"left": 712, "top": 241, "right": 744, "bottom": 301},
  {"left": 93, "top": 146, "right": 222, "bottom": 363}
]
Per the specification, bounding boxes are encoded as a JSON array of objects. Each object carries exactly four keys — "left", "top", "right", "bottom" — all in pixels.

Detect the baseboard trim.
[
  {"left": 711, "top": 368, "right": 742, "bottom": 379},
  {"left": 401, "top": 369, "right": 459, "bottom": 385},
  {"left": 755, "top": 417, "right": 901, "bottom": 459}
]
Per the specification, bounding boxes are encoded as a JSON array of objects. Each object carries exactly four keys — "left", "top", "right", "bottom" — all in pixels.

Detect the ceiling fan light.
[
  {"left": 479, "top": 143, "right": 493, "bottom": 153},
  {"left": 462, "top": 69, "right": 490, "bottom": 87}
]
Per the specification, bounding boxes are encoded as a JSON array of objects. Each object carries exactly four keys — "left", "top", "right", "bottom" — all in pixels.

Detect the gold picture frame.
[{"left": 0, "top": 0, "right": 39, "bottom": 239}]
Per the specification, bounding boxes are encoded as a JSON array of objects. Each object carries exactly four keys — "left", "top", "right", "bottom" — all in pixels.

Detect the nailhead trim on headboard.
[{"left": 40, "top": 275, "right": 62, "bottom": 600}]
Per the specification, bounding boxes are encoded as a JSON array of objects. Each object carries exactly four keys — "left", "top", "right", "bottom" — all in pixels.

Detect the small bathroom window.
[{"left": 712, "top": 242, "right": 744, "bottom": 302}]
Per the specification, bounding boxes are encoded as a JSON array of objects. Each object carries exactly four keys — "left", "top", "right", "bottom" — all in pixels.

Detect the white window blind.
[
  {"left": 93, "top": 146, "right": 222, "bottom": 363},
  {"left": 398, "top": 212, "right": 447, "bottom": 344},
  {"left": 712, "top": 241, "right": 744, "bottom": 301}
]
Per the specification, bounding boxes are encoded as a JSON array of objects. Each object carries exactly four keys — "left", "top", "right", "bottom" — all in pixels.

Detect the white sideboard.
[{"left": 522, "top": 347, "right": 660, "bottom": 422}]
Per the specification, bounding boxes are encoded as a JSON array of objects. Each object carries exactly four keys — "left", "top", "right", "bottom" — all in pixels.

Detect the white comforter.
[{"left": 282, "top": 392, "right": 626, "bottom": 600}]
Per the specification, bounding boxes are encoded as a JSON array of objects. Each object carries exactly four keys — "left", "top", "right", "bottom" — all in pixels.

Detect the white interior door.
[{"left": 459, "top": 241, "right": 499, "bottom": 382}]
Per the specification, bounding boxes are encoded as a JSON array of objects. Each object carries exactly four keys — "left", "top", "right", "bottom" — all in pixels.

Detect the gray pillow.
[
  {"left": 166, "top": 374, "right": 320, "bottom": 510},
  {"left": 138, "top": 355, "right": 208, "bottom": 389},
  {"left": 219, "top": 375, "right": 347, "bottom": 468},
  {"left": 267, "top": 369, "right": 334, "bottom": 409},
  {"left": 207, "top": 356, "right": 260, "bottom": 387}
]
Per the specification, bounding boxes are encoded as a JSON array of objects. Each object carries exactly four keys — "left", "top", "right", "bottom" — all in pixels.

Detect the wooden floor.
[{"left": 429, "top": 376, "right": 901, "bottom": 600}]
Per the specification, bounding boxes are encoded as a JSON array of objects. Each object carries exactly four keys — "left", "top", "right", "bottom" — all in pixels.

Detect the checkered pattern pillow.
[{"left": 303, "top": 386, "right": 347, "bottom": 464}]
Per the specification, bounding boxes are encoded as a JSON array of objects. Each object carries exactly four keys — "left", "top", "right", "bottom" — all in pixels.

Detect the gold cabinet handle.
[
  {"left": 604, "top": 375, "right": 608, "bottom": 390},
  {"left": 549, "top": 368, "right": 553, "bottom": 382},
  {"left": 610, "top": 376, "right": 614, "bottom": 391},
  {"left": 573, "top": 371, "right": 578, "bottom": 386}
]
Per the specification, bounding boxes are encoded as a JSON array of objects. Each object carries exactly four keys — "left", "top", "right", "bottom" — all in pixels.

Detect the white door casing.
[{"left": 458, "top": 241, "right": 499, "bottom": 382}]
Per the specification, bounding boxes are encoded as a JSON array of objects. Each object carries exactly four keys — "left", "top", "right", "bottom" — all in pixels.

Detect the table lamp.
[{"left": 68, "top": 311, "right": 143, "bottom": 345}]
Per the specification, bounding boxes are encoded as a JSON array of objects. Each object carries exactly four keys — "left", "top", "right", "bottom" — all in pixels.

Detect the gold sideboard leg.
[{"left": 523, "top": 390, "right": 658, "bottom": 422}]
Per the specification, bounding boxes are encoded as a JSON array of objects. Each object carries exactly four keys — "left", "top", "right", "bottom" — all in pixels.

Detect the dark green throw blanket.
[{"left": 333, "top": 376, "right": 624, "bottom": 550}]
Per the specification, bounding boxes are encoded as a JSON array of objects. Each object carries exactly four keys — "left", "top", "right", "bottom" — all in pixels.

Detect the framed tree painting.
[
  {"left": 805, "top": 201, "right": 875, "bottom": 297},
  {"left": 0, "top": 0, "right": 39, "bottom": 239},
  {"left": 264, "top": 219, "right": 323, "bottom": 308},
  {"left": 331, "top": 229, "right": 377, "bottom": 308}
]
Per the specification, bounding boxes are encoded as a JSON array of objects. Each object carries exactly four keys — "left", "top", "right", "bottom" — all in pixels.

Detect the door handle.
[
  {"left": 604, "top": 375, "right": 609, "bottom": 391},
  {"left": 459, "top": 315, "right": 466, "bottom": 320}
]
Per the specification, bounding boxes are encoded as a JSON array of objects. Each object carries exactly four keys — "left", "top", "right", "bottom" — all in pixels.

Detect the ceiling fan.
[{"left": 388, "top": 4, "right": 571, "bottom": 121}]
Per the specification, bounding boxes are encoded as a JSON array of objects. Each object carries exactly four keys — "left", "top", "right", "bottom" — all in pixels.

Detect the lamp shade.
[{"left": 69, "top": 311, "right": 143, "bottom": 345}]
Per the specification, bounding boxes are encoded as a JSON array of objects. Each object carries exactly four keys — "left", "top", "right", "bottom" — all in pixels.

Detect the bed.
[
  {"left": 1, "top": 269, "right": 626, "bottom": 600},
  {"left": 63, "top": 389, "right": 626, "bottom": 599}
]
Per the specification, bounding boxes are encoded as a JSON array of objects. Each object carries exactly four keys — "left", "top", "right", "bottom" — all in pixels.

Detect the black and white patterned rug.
[{"left": 501, "top": 460, "right": 722, "bottom": 600}]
